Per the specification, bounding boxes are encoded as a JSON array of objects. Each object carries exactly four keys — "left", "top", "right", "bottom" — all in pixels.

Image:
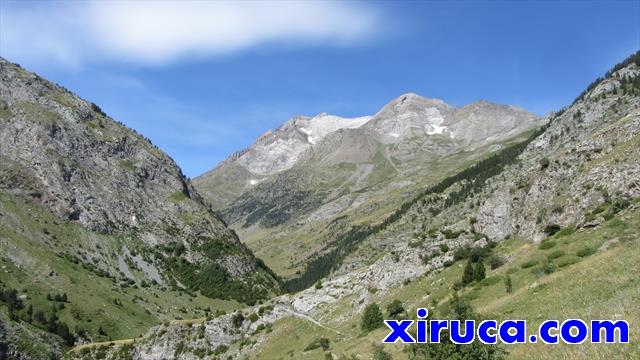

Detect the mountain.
[
  {"left": 194, "top": 92, "right": 541, "bottom": 278},
  {"left": 70, "top": 51, "right": 640, "bottom": 360},
  {"left": 195, "top": 93, "right": 537, "bottom": 208},
  {"left": 0, "top": 58, "right": 278, "bottom": 358}
]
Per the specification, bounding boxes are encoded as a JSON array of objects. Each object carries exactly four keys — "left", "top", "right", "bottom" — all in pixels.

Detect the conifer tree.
[
  {"left": 474, "top": 261, "right": 486, "bottom": 282},
  {"left": 462, "top": 260, "right": 475, "bottom": 285}
]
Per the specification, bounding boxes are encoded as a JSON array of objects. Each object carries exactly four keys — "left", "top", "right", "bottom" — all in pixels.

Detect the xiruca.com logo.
[{"left": 383, "top": 309, "right": 629, "bottom": 345}]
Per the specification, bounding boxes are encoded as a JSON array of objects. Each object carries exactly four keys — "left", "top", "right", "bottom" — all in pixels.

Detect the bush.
[
  {"left": 532, "top": 260, "right": 556, "bottom": 275},
  {"left": 231, "top": 312, "right": 245, "bottom": 328},
  {"left": 488, "top": 255, "right": 505, "bottom": 270},
  {"left": 386, "top": 300, "right": 405, "bottom": 318},
  {"left": 544, "top": 224, "right": 561, "bottom": 236},
  {"left": 539, "top": 240, "right": 557, "bottom": 250},
  {"left": 213, "top": 345, "right": 228, "bottom": 355},
  {"left": 477, "top": 276, "right": 501, "bottom": 288},
  {"left": 540, "top": 157, "right": 550, "bottom": 169},
  {"left": 405, "top": 298, "right": 506, "bottom": 359},
  {"left": 461, "top": 260, "right": 475, "bottom": 285},
  {"left": 474, "top": 262, "right": 486, "bottom": 282},
  {"left": 557, "top": 256, "right": 580, "bottom": 268},
  {"left": 372, "top": 344, "right": 392, "bottom": 360},
  {"left": 504, "top": 275, "right": 513, "bottom": 293},
  {"left": 361, "top": 303, "right": 384, "bottom": 332},
  {"left": 438, "top": 244, "right": 450, "bottom": 253},
  {"left": 304, "top": 337, "right": 330, "bottom": 352},
  {"left": 576, "top": 246, "right": 597, "bottom": 258},
  {"left": 521, "top": 259, "right": 538, "bottom": 269},
  {"left": 555, "top": 226, "right": 576, "bottom": 237},
  {"left": 547, "top": 250, "right": 565, "bottom": 259}
]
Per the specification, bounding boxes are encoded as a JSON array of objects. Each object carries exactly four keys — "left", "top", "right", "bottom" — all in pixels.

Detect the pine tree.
[
  {"left": 462, "top": 260, "right": 475, "bottom": 285},
  {"left": 361, "top": 303, "right": 384, "bottom": 332},
  {"left": 474, "top": 261, "right": 486, "bottom": 282},
  {"left": 505, "top": 275, "right": 513, "bottom": 293}
]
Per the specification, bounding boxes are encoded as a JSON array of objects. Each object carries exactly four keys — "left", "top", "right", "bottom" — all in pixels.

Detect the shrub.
[
  {"left": 462, "top": 260, "right": 475, "bottom": 285},
  {"left": 576, "top": 246, "right": 597, "bottom": 258},
  {"left": 557, "top": 256, "right": 580, "bottom": 268},
  {"left": 544, "top": 224, "right": 561, "bottom": 236},
  {"left": 521, "top": 259, "right": 538, "bottom": 269},
  {"left": 534, "top": 260, "right": 556, "bottom": 275},
  {"left": 556, "top": 226, "right": 576, "bottom": 237},
  {"left": 248, "top": 313, "right": 259, "bottom": 322},
  {"left": 477, "top": 276, "right": 501, "bottom": 287},
  {"left": 91, "top": 103, "right": 107, "bottom": 117},
  {"left": 304, "top": 337, "right": 330, "bottom": 352},
  {"left": 540, "top": 157, "right": 550, "bottom": 169},
  {"left": 213, "top": 345, "right": 228, "bottom": 355},
  {"left": 504, "top": 275, "right": 513, "bottom": 293},
  {"left": 174, "top": 342, "right": 185, "bottom": 357},
  {"left": 547, "top": 250, "right": 565, "bottom": 259},
  {"left": 372, "top": 344, "right": 392, "bottom": 360},
  {"left": 488, "top": 255, "right": 505, "bottom": 270},
  {"left": 474, "top": 262, "right": 486, "bottom": 282},
  {"left": 405, "top": 298, "right": 506, "bottom": 359},
  {"left": 469, "top": 246, "right": 491, "bottom": 262},
  {"left": 439, "top": 244, "right": 450, "bottom": 253},
  {"left": 453, "top": 247, "right": 470, "bottom": 261},
  {"left": 539, "top": 240, "right": 557, "bottom": 250},
  {"left": 361, "top": 303, "right": 383, "bottom": 332},
  {"left": 386, "top": 300, "right": 406, "bottom": 318},
  {"left": 231, "top": 312, "right": 244, "bottom": 328}
]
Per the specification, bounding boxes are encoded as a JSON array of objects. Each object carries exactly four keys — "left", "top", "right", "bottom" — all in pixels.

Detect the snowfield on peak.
[{"left": 298, "top": 113, "right": 371, "bottom": 144}]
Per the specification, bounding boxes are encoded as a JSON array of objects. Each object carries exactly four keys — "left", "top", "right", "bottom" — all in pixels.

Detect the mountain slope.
[
  {"left": 195, "top": 93, "right": 541, "bottom": 278},
  {"left": 71, "top": 51, "right": 640, "bottom": 360},
  {"left": 0, "top": 58, "right": 279, "bottom": 357}
]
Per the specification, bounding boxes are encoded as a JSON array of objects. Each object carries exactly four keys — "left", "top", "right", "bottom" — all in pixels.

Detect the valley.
[{"left": 1, "top": 49, "right": 639, "bottom": 360}]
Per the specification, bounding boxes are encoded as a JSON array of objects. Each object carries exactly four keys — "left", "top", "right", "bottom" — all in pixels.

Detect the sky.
[{"left": 1, "top": 1, "right": 639, "bottom": 177}]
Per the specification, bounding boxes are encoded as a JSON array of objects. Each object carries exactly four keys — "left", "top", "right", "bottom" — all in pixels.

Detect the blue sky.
[{"left": 1, "top": 1, "right": 639, "bottom": 177}]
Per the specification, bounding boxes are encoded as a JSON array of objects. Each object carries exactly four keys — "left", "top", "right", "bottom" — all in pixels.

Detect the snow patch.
[
  {"left": 427, "top": 125, "right": 447, "bottom": 135},
  {"left": 300, "top": 114, "right": 371, "bottom": 145}
]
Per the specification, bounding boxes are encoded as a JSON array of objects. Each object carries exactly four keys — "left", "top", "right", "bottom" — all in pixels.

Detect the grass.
[
  {"left": 238, "top": 204, "right": 640, "bottom": 359},
  {"left": 167, "top": 191, "right": 189, "bottom": 203},
  {"left": 0, "top": 192, "right": 241, "bottom": 354},
  {"left": 119, "top": 160, "right": 136, "bottom": 171},
  {"left": 55, "top": 201, "right": 640, "bottom": 360}
]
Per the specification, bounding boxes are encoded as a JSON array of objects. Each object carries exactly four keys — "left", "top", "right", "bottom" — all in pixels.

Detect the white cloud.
[{"left": 0, "top": 1, "right": 380, "bottom": 68}]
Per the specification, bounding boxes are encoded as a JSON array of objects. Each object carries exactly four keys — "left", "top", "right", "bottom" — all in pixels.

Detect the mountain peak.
[{"left": 386, "top": 92, "right": 449, "bottom": 110}]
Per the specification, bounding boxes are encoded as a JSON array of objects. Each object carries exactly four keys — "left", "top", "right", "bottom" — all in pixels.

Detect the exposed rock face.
[
  {"left": 0, "top": 57, "right": 277, "bottom": 292},
  {"left": 234, "top": 113, "right": 373, "bottom": 176},
  {"left": 195, "top": 93, "right": 539, "bottom": 209},
  {"left": 363, "top": 93, "right": 452, "bottom": 141}
]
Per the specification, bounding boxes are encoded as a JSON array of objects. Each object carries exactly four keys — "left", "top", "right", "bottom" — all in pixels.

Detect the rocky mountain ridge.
[{"left": 194, "top": 93, "right": 539, "bottom": 209}]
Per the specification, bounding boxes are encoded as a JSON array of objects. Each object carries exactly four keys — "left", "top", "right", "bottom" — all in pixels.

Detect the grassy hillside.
[
  {"left": 225, "top": 202, "right": 639, "bottom": 359},
  {"left": 0, "top": 192, "right": 241, "bottom": 357}
]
